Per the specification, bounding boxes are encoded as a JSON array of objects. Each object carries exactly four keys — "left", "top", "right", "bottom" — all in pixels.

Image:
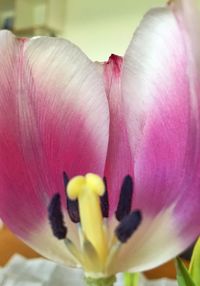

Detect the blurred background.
[{"left": 0, "top": 0, "right": 163, "bottom": 61}]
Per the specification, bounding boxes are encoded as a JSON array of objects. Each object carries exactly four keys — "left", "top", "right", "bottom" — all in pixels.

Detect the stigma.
[{"left": 48, "top": 173, "right": 142, "bottom": 276}]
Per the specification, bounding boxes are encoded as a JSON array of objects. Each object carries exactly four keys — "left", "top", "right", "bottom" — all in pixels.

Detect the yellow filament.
[{"left": 67, "top": 173, "right": 107, "bottom": 263}]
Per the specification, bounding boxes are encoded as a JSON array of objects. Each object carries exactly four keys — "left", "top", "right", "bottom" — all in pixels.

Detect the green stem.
[
  {"left": 124, "top": 272, "right": 139, "bottom": 286},
  {"left": 84, "top": 275, "right": 116, "bottom": 286}
]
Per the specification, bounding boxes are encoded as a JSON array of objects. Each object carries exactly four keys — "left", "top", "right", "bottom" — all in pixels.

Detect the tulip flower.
[{"left": 0, "top": 0, "right": 200, "bottom": 285}]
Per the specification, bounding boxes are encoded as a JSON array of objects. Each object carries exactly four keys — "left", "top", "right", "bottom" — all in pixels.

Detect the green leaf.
[
  {"left": 124, "top": 272, "right": 139, "bottom": 286},
  {"left": 189, "top": 238, "right": 200, "bottom": 285},
  {"left": 175, "top": 257, "right": 195, "bottom": 286}
]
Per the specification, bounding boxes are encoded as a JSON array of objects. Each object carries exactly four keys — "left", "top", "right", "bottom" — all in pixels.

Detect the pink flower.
[{"left": 0, "top": 0, "right": 200, "bottom": 280}]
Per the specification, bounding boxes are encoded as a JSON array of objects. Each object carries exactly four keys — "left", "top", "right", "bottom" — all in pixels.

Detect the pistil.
[{"left": 67, "top": 173, "right": 108, "bottom": 264}]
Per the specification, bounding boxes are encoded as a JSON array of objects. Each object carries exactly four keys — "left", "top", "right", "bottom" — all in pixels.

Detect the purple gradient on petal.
[
  {"left": 122, "top": 7, "right": 200, "bottom": 247},
  {"left": 0, "top": 32, "right": 109, "bottom": 239}
]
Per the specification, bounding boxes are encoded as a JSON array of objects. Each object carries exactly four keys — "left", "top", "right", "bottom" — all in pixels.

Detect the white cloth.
[{"left": 0, "top": 255, "right": 177, "bottom": 286}]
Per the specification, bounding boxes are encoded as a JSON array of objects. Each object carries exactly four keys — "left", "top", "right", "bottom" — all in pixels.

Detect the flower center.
[{"left": 48, "top": 173, "right": 142, "bottom": 276}]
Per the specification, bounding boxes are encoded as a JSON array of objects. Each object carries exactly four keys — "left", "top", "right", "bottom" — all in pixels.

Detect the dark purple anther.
[
  {"left": 100, "top": 177, "right": 109, "bottom": 218},
  {"left": 48, "top": 193, "right": 67, "bottom": 239},
  {"left": 115, "top": 210, "right": 142, "bottom": 243},
  {"left": 115, "top": 175, "right": 134, "bottom": 221},
  {"left": 63, "top": 172, "right": 80, "bottom": 223}
]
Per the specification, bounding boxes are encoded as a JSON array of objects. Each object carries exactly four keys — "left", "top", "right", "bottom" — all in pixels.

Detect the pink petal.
[
  {"left": 0, "top": 30, "right": 109, "bottom": 257},
  {"left": 103, "top": 55, "right": 134, "bottom": 215},
  {"left": 108, "top": 207, "right": 184, "bottom": 274},
  {"left": 169, "top": 0, "right": 200, "bottom": 245},
  {"left": 24, "top": 219, "right": 78, "bottom": 267},
  {"left": 170, "top": 0, "right": 200, "bottom": 70},
  {"left": 122, "top": 4, "right": 200, "bottom": 257}
]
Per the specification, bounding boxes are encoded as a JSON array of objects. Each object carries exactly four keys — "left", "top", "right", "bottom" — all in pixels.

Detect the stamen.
[
  {"left": 106, "top": 241, "right": 121, "bottom": 269},
  {"left": 48, "top": 193, "right": 67, "bottom": 240},
  {"left": 67, "top": 198, "right": 80, "bottom": 223},
  {"left": 63, "top": 172, "right": 80, "bottom": 223},
  {"left": 83, "top": 239, "right": 101, "bottom": 272},
  {"left": 64, "top": 238, "right": 83, "bottom": 264},
  {"left": 115, "top": 175, "right": 134, "bottom": 221},
  {"left": 100, "top": 177, "right": 109, "bottom": 218},
  {"left": 115, "top": 210, "right": 142, "bottom": 243}
]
